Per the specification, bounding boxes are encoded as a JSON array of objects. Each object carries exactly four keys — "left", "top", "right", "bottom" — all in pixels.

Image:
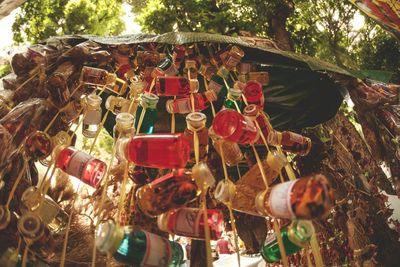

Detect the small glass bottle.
[
  {"left": 116, "top": 133, "right": 190, "bottom": 169},
  {"left": 238, "top": 63, "right": 252, "bottom": 82},
  {"left": 183, "top": 60, "right": 198, "bottom": 80},
  {"left": 243, "top": 80, "right": 264, "bottom": 109},
  {"left": 157, "top": 208, "right": 224, "bottom": 240},
  {"left": 248, "top": 72, "right": 269, "bottom": 86},
  {"left": 135, "top": 92, "right": 159, "bottom": 134},
  {"left": 136, "top": 169, "right": 199, "bottom": 217},
  {"left": 212, "top": 109, "right": 259, "bottom": 144},
  {"left": 54, "top": 145, "right": 107, "bottom": 188},
  {"left": 152, "top": 58, "right": 179, "bottom": 78},
  {"left": 105, "top": 95, "right": 131, "bottom": 115},
  {"left": 268, "top": 130, "right": 312, "bottom": 156},
  {"left": 209, "top": 127, "right": 243, "bottom": 166},
  {"left": 244, "top": 104, "right": 273, "bottom": 145},
  {"left": 20, "top": 186, "right": 69, "bottom": 234},
  {"left": 82, "top": 94, "right": 103, "bottom": 138},
  {"left": 255, "top": 174, "right": 334, "bottom": 220},
  {"left": 18, "top": 212, "right": 51, "bottom": 245},
  {"left": 166, "top": 91, "right": 217, "bottom": 114},
  {"left": 224, "top": 88, "right": 243, "bottom": 111},
  {"left": 80, "top": 66, "right": 116, "bottom": 86},
  {"left": 261, "top": 220, "right": 314, "bottom": 263},
  {"left": 155, "top": 76, "right": 190, "bottom": 96},
  {"left": 172, "top": 45, "right": 186, "bottom": 68},
  {"left": 199, "top": 63, "right": 217, "bottom": 81},
  {"left": 184, "top": 112, "right": 209, "bottom": 162},
  {"left": 96, "top": 220, "right": 183, "bottom": 267},
  {"left": 113, "top": 113, "right": 135, "bottom": 141},
  {"left": 223, "top": 46, "right": 244, "bottom": 70},
  {"left": 24, "top": 131, "right": 52, "bottom": 160},
  {"left": 47, "top": 62, "right": 75, "bottom": 107},
  {"left": 192, "top": 162, "right": 216, "bottom": 188}
]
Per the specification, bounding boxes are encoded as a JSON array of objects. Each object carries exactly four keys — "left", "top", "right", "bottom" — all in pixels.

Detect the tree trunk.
[{"left": 269, "top": 1, "right": 295, "bottom": 51}]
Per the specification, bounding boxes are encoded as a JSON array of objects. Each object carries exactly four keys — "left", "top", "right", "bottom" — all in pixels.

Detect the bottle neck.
[
  {"left": 214, "top": 180, "right": 236, "bottom": 204},
  {"left": 268, "top": 131, "right": 282, "bottom": 145},
  {"left": 115, "top": 113, "right": 135, "bottom": 131},
  {"left": 141, "top": 93, "right": 159, "bottom": 109},
  {"left": 255, "top": 190, "right": 268, "bottom": 216},
  {"left": 266, "top": 151, "right": 287, "bottom": 172},
  {"left": 287, "top": 220, "right": 314, "bottom": 248},
  {"left": 86, "top": 94, "right": 102, "bottom": 110},
  {"left": 186, "top": 112, "right": 207, "bottom": 131}
]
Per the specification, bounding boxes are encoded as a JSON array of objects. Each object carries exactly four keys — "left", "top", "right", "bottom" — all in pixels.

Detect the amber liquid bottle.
[
  {"left": 268, "top": 130, "right": 312, "bottom": 156},
  {"left": 243, "top": 104, "right": 273, "bottom": 145},
  {"left": 255, "top": 174, "right": 334, "bottom": 220},
  {"left": 136, "top": 169, "right": 199, "bottom": 217},
  {"left": 209, "top": 127, "right": 243, "bottom": 166},
  {"left": 184, "top": 112, "right": 209, "bottom": 163}
]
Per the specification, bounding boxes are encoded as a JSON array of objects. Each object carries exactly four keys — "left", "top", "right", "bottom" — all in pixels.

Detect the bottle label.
[
  {"left": 65, "top": 151, "right": 92, "bottom": 179},
  {"left": 174, "top": 209, "right": 201, "bottom": 237},
  {"left": 264, "top": 232, "right": 277, "bottom": 246},
  {"left": 83, "top": 110, "right": 102, "bottom": 124},
  {"left": 38, "top": 198, "right": 60, "bottom": 225},
  {"left": 268, "top": 180, "right": 296, "bottom": 219},
  {"left": 142, "top": 231, "right": 172, "bottom": 267},
  {"left": 208, "top": 80, "right": 223, "bottom": 94}
]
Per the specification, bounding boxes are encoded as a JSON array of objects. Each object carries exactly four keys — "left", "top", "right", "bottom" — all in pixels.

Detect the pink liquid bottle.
[
  {"left": 157, "top": 208, "right": 224, "bottom": 240},
  {"left": 243, "top": 104, "right": 273, "bottom": 145},
  {"left": 212, "top": 109, "right": 259, "bottom": 144},
  {"left": 166, "top": 91, "right": 217, "bottom": 114},
  {"left": 155, "top": 76, "right": 190, "bottom": 96},
  {"left": 54, "top": 145, "right": 107, "bottom": 188},
  {"left": 243, "top": 80, "right": 264, "bottom": 109},
  {"left": 116, "top": 133, "right": 190, "bottom": 169}
]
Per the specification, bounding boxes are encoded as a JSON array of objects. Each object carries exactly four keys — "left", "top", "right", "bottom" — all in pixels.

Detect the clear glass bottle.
[
  {"left": 192, "top": 162, "right": 216, "bottom": 188},
  {"left": 17, "top": 212, "right": 51, "bottom": 245},
  {"left": 20, "top": 186, "right": 69, "bottom": 234},
  {"left": 244, "top": 104, "right": 273, "bottom": 145},
  {"left": 116, "top": 134, "right": 190, "bottom": 169},
  {"left": 113, "top": 112, "right": 135, "bottom": 141},
  {"left": 212, "top": 109, "right": 259, "bottom": 144},
  {"left": 166, "top": 91, "right": 217, "bottom": 114},
  {"left": 255, "top": 174, "right": 334, "bottom": 220},
  {"left": 268, "top": 130, "right": 312, "bottom": 156},
  {"left": 136, "top": 169, "right": 199, "bottom": 217},
  {"left": 80, "top": 66, "right": 117, "bottom": 86},
  {"left": 155, "top": 76, "right": 190, "bottom": 96},
  {"left": 184, "top": 112, "right": 209, "bottom": 162},
  {"left": 82, "top": 94, "right": 103, "bottom": 138},
  {"left": 261, "top": 220, "right": 314, "bottom": 263},
  {"left": 157, "top": 208, "right": 224, "bottom": 240},
  {"left": 54, "top": 145, "right": 107, "bottom": 188},
  {"left": 96, "top": 220, "right": 183, "bottom": 267},
  {"left": 135, "top": 92, "right": 159, "bottom": 134},
  {"left": 224, "top": 88, "right": 243, "bottom": 111},
  {"left": 243, "top": 80, "right": 264, "bottom": 109},
  {"left": 209, "top": 127, "right": 243, "bottom": 166},
  {"left": 24, "top": 131, "right": 52, "bottom": 160}
]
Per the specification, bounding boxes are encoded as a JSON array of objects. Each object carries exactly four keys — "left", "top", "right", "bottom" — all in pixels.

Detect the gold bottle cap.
[
  {"left": 189, "top": 79, "right": 199, "bottom": 93},
  {"left": 243, "top": 104, "right": 259, "bottom": 119},
  {"left": 214, "top": 180, "right": 236, "bottom": 204},
  {"left": 254, "top": 190, "right": 268, "bottom": 216},
  {"left": 115, "top": 113, "right": 135, "bottom": 131},
  {"left": 186, "top": 112, "right": 207, "bottom": 129},
  {"left": 96, "top": 220, "right": 125, "bottom": 254},
  {"left": 192, "top": 162, "right": 216, "bottom": 188},
  {"left": 86, "top": 94, "right": 102, "bottom": 109},
  {"left": 52, "top": 131, "right": 71, "bottom": 147},
  {"left": 266, "top": 151, "right": 287, "bottom": 172},
  {"left": 18, "top": 212, "right": 45, "bottom": 242},
  {"left": 141, "top": 92, "right": 159, "bottom": 109},
  {"left": 228, "top": 88, "right": 242, "bottom": 100}
]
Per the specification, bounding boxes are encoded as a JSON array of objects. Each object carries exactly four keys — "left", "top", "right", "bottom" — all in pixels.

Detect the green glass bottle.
[
  {"left": 260, "top": 220, "right": 314, "bottom": 263},
  {"left": 135, "top": 92, "right": 159, "bottom": 134},
  {"left": 96, "top": 220, "right": 183, "bottom": 267},
  {"left": 223, "top": 87, "right": 243, "bottom": 111}
]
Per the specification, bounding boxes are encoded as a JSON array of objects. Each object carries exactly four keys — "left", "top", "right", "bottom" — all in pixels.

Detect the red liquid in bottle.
[
  {"left": 243, "top": 105, "right": 273, "bottom": 145},
  {"left": 172, "top": 45, "right": 186, "bottom": 67},
  {"left": 158, "top": 208, "right": 224, "bottom": 240},
  {"left": 155, "top": 76, "right": 190, "bottom": 96},
  {"left": 123, "top": 134, "right": 190, "bottom": 169},
  {"left": 212, "top": 109, "right": 259, "bottom": 144},
  {"left": 166, "top": 91, "right": 217, "bottom": 114},
  {"left": 244, "top": 81, "right": 264, "bottom": 109},
  {"left": 55, "top": 146, "right": 107, "bottom": 188}
]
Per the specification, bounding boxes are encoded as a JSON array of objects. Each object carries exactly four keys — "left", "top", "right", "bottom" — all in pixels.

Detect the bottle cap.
[
  {"left": 217, "top": 66, "right": 230, "bottom": 79},
  {"left": 228, "top": 88, "right": 242, "bottom": 100},
  {"left": 287, "top": 220, "right": 315, "bottom": 247},
  {"left": 165, "top": 99, "right": 175, "bottom": 114},
  {"left": 267, "top": 131, "right": 282, "bottom": 145},
  {"left": 86, "top": 94, "right": 102, "bottom": 108},
  {"left": 130, "top": 80, "right": 145, "bottom": 97},
  {"left": 243, "top": 104, "right": 259, "bottom": 118},
  {"left": 52, "top": 131, "right": 71, "bottom": 147},
  {"left": 230, "top": 46, "right": 245, "bottom": 58},
  {"left": 186, "top": 112, "right": 207, "bottom": 129},
  {"left": 254, "top": 190, "right": 268, "bottom": 216},
  {"left": 214, "top": 180, "right": 236, "bottom": 204},
  {"left": 21, "top": 187, "right": 42, "bottom": 212},
  {"left": 106, "top": 73, "right": 117, "bottom": 85},
  {"left": 185, "top": 60, "right": 197, "bottom": 70},
  {"left": 157, "top": 213, "right": 169, "bottom": 233},
  {"left": 142, "top": 92, "right": 159, "bottom": 109},
  {"left": 157, "top": 58, "right": 173, "bottom": 72},
  {"left": 266, "top": 151, "right": 287, "bottom": 172},
  {"left": 189, "top": 79, "right": 199, "bottom": 93},
  {"left": 0, "top": 205, "right": 11, "bottom": 230},
  {"left": 192, "top": 162, "right": 216, "bottom": 188},
  {"left": 96, "top": 220, "right": 125, "bottom": 254},
  {"left": 115, "top": 113, "right": 135, "bottom": 131},
  {"left": 18, "top": 212, "right": 45, "bottom": 242},
  {"left": 105, "top": 95, "right": 116, "bottom": 111}
]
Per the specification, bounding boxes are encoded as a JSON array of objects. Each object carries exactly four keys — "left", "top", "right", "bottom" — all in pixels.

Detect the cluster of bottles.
[{"left": 0, "top": 41, "right": 335, "bottom": 266}]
